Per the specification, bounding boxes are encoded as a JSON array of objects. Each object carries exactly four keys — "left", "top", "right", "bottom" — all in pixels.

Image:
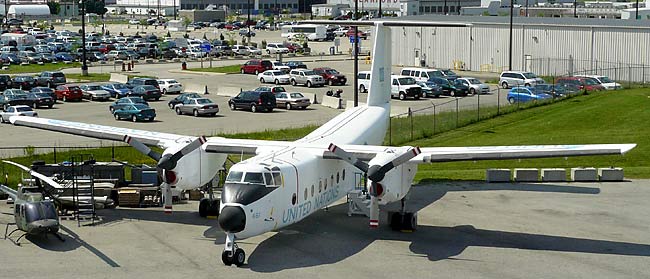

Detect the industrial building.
[{"left": 388, "top": 15, "right": 650, "bottom": 82}]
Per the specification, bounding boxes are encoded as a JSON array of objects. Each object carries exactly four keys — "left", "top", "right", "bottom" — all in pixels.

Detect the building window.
[
  {"left": 419, "top": 6, "right": 424, "bottom": 13},
  {"left": 450, "top": 6, "right": 455, "bottom": 13}
]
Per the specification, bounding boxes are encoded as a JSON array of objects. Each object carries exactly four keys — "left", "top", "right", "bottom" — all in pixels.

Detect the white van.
[
  {"left": 391, "top": 75, "right": 423, "bottom": 100},
  {"left": 357, "top": 71, "right": 371, "bottom": 93},
  {"left": 400, "top": 67, "right": 445, "bottom": 82}
]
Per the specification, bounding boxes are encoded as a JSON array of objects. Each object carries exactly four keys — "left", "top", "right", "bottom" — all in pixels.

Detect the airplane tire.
[
  {"left": 233, "top": 248, "right": 245, "bottom": 267},
  {"left": 222, "top": 250, "right": 233, "bottom": 266},
  {"left": 198, "top": 198, "right": 209, "bottom": 217}
]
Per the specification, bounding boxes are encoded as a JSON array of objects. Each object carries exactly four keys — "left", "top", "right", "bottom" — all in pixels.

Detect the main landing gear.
[
  {"left": 388, "top": 199, "right": 418, "bottom": 232},
  {"left": 222, "top": 233, "right": 245, "bottom": 267}
]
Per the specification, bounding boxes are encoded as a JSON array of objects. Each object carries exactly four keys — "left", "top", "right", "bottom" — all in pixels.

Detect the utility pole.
[
  {"left": 173, "top": 0, "right": 176, "bottom": 20},
  {"left": 378, "top": 0, "right": 382, "bottom": 18},
  {"left": 574, "top": 0, "right": 577, "bottom": 17},
  {"left": 636, "top": 0, "right": 639, "bottom": 19},
  {"left": 508, "top": 0, "right": 513, "bottom": 70},
  {"left": 81, "top": 0, "right": 88, "bottom": 76},
  {"left": 353, "top": 0, "right": 358, "bottom": 107},
  {"left": 247, "top": 0, "right": 251, "bottom": 45}
]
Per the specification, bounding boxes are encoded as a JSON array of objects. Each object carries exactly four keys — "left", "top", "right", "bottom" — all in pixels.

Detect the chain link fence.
[{"left": 527, "top": 57, "right": 650, "bottom": 85}]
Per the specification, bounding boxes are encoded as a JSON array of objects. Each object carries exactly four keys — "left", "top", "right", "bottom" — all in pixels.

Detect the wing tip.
[{"left": 620, "top": 143, "right": 637, "bottom": 154}]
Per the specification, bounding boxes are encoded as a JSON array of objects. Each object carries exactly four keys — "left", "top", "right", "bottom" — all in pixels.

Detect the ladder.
[
  {"left": 70, "top": 155, "right": 96, "bottom": 226},
  {"left": 347, "top": 172, "right": 370, "bottom": 217}
]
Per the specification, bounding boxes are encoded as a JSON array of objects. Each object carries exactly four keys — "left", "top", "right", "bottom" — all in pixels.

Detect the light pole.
[
  {"left": 80, "top": 0, "right": 88, "bottom": 76},
  {"left": 353, "top": 0, "right": 358, "bottom": 107},
  {"left": 636, "top": 0, "right": 639, "bottom": 19},
  {"left": 247, "top": 0, "right": 251, "bottom": 45},
  {"left": 378, "top": 0, "right": 382, "bottom": 18},
  {"left": 173, "top": 0, "right": 176, "bottom": 20},
  {"left": 574, "top": 0, "right": 577, "bottom": 17},
  {"left": 508, "top": 0, "right": 513, "bottom": 70}
]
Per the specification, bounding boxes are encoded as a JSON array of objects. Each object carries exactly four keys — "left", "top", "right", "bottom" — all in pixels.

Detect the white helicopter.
[{"left": 9, "top": 20, "right": 635, "bottom": 267}]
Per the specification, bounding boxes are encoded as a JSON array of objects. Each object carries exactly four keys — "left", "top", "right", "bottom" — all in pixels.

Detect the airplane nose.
[{"left": 218, "top": 206, "right": 246, "bottom": 233}]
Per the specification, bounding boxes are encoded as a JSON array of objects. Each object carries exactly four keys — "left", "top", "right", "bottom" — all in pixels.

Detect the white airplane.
[{"left": 9, "top": 21, "right": 635, "bottom": 267}]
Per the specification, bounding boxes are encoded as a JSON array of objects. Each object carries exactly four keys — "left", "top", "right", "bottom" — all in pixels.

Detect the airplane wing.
[
  {"left": 0, "top": 185, "right": 17, "bottom": 200},
  {"left": 10, "top": 116, "right": 194, "bottom": 149}
]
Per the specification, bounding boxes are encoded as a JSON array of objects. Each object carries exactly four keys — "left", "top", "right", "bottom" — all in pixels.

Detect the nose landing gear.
[{"left": 222, "top": 233, "right": 246, "bottom": 267}]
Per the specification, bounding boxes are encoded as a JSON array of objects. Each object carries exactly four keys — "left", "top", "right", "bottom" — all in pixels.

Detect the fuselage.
[{"left": 219, "top": 104, "right": 390, "bottom": 238}]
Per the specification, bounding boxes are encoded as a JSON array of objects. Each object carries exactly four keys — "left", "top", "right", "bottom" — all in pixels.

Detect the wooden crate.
[{"left": 118, "top": 189, "right": 140, "bottom": 207}]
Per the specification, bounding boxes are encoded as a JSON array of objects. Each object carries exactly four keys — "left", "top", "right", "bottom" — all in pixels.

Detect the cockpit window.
[
  {"left": 272, "top": 172, "right": 282, "bottom": 186},
  {"left": 226, "top": 171, "right": 243, "bottom": 182},
  {"left": 243, "top": 172, "right": 264, "bottom": 184},
  {"left": 264, "top": 173, "right": 273, "bottom": 186}
]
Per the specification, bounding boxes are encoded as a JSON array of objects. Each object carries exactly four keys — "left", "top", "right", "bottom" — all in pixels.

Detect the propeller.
[
  {"left": 327, "top": 144, "right": 421, "bottom": 228},
  {"left": 122, "top": 135, "right": 207, "bottom": 214}
]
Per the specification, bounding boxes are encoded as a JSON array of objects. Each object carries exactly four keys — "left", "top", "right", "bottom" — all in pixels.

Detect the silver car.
[
  {"left": 456, "top": 77, "right": 490, "bottom": 95},
  {"left": 175, "top": 98, "right": 219, "bottom": 117},
  {"left": 275, "top": 92, "right": 311, "bottom": 110},
  {"left": 79, "top": 84, "right": 112, "bottom": 101},
  {"left": 0, "top": 105, "right": 37, "bottom": 123},
  {"left": 289, "top": 69, "right": 325, "bottom": 88}
]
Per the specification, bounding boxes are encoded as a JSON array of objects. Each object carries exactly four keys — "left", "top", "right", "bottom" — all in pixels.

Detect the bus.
[{"left": 280, "top": 24, "right": 327, "bottom": 41}]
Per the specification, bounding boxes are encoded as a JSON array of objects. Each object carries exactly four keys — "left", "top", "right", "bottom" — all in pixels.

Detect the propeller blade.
[
  {"left": 327, "top": 143, "right": 369, "bottom": 172},
  {"left": 2, "top": 160, "right": 64, "bottom": 189},
  {"left": 367, "top": 147, "right": 421, "bottom": 182},
  {"left": 123, "top": 135, "right": 162, "bottom": 161},
  {"left": 158, "top": 136, "right": 207, "bottom": 170},
  {"left": 161, "top": 183, "right": 173, "bottom": 214}
]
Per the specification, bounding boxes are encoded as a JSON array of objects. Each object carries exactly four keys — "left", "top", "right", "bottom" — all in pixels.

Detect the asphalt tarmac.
[{"left": 1, "top": 180, "right": 648, "bottom": 279}]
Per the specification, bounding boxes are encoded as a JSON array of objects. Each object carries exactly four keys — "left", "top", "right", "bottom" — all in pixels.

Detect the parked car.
[
  {"left": 238, "top": 29, "right": 256, "bottom": 37},
  {"left": 36, "top": 71, "right": 66, "bottom": 87},
  {"left": 12, "top": 75, "right": 37, "bottom": 90},
  {"left": 285, "top": 61, "right": 307, "bottom": 69},
  {"left": 25, "top": 92, "right": 54, "bottom": 108},
  {"left": 231, "top": 45, "right": 251, "bottom": 56},
  {"left": 258, "top": 70, "right": 291, "bottom": 84},
  {"left": 1, "top": 90, "right": 33, "bottom": 110},
  {"left": 106, "top": 50, "right": 128, "bottom": 60},
  {"left": 313, "top": 67, "right": 347, "bottom": 86},
  {"left": 254, "top": 86, "right": 287, "bottom": 95},
  {"left": 127, "top": 77, "right": 160, "bottom": 89},
  {"left": 499, "top": 71, "right": 545, "bottom": 88},
  {"left": 0, "top": 74, "right": 12, "bottom": 90},
  {"left": 168, "top": 92, "right": 202, "bottom": 109},
  {"left": 439, "top": 69, "right": 459, "bottom": 81},
  {"left": 175, "top": 98, "right": 219, "bottom": 117},
  {"left": 357, "top": 71, "right": 371, "bottom": 93},
  {"left": 157, "top": 79, "right": 184, "bottom": 94},
  {"left": 507, "top": 87, "right": 553, "bottom": 103},
  {"left": 39, "top": 53, "right": 55, "bottom": 63},
  {"left": 54, "top": 84, "right": 83, "bottom": 102},
  {"left": 0, "top": 53, "right": 20, "bottom": 64},
  {"left": 245, "top": 46, "right": 262, "bottom": 55},
  {"left": 451, "top": 79, "right": 470, "bottom": 97},
  {"left": 53, "top": 52, "right": 74, "bottom": 62},
  {"left": 289, "top": 69, "right": 325, "bottom": 87},
  {"left": 575, "top": 75, "right": 621, "bottom": 90},
  {"left": 416, "top": 81, "right": 443, "bottom": 98},
  {"left": 30, "top": 87, "right": 55, "bottom": 99},
  {"left": 428, "top": 77, "right": 458, "bottom": 96},
  {"left": 271, "top": 61, "right": 290, "bottom": 73},
  {"left": 265, "top": 43, "right": 289, "bottom": 54},
  {"left": 131, "top": 85, "right": 162, "bottom": 101},
  {"left": 0, "top": 105, "right": 37, "bottom": 123},
  {"left": 533, "top": 84, "right": 572, "bottom": 98},
  {"left": 101, "top": 82, "right": 132, "bottom": 98},
  {"left": 79, "top": 84, "right": 112, "bottom": 101},
  {"left": 228, "top": 90, "right": 276, "bottom": 113},
  {"left": 456, "top": 77, "right": 489, "bottom": 95},
  {"left": 556, "top": 76, "right": 605, "bottom": 92},
  {"left": 240, "top": 59, "right": 273, "bottom": 74},
  {"left": 113, "top": 103, "right": 156, "bottom": 122},
  {"left": 275, "top": 92, "right": 311, "bottom": 110},
  {"left": 346, "top": 29, "right": 368, "bottom": 40},
  {"left": 390, "top": 75, "right": 422, "bottom": 100},
  {"left": 109, "top": 96, "right": 148, "bottom": 113}
]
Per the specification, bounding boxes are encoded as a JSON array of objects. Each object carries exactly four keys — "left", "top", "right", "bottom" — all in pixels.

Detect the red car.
[
  {"left": 240, "top": 59, "right": 273, "bottom": 75},
  {"left": 54, "top": 84, "right": 83, "bottom": 102},
  {"left": 556, "top": 77, "right": 605, "bottom": 92},
  {"left": 346, "top": 29, "right": 368, "bottom": 40},
  {"left": 313, "top": 67, "right": 347, "bottom": 86}
]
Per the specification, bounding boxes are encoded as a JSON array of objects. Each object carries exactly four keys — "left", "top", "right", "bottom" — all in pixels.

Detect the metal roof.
[{"left": 387, "top": 14, "right": 650, "bottom": 29}]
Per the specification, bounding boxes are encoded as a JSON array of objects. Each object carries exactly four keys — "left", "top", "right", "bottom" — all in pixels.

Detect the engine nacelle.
[
  {"left": 162, "top": 143, "right": 227, "bottom": 191},
  {"left": 376, "top": 163, "right": 418, "bottom": 205}
]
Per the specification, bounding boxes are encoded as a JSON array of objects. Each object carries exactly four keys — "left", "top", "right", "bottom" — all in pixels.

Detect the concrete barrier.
[
  {"left": 571, "top": 167, "right": 598, "bottom": 182},
  {"left": 514, "top": 168, "right": 539, "bottom": 182},
  {"left": 321, "top": 96, "right": 342, "bottom": 109},
  {"left": 215, "top": 86, "right": 241, "bottom": 97},
  {"left": 486, "top": 169, "right": 511, "bottom": 183},
  {"left": 345, "top": 100, "right": 367, "bottom": 110},
  {"left": 185, "top": 83, "right": 209, "bottom": 94},
  {"left": 109, "top": 73, "right": 129, "bottom": 83},
  {"left": 598, "top": 167, "right": 624, "bottom": 181},
  {"left": 542, "top": 168, "right": 566, "bottom": 182}
]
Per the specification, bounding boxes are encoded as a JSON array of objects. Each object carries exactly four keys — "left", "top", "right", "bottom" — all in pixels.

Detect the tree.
[
  {"left": 84, "top": 0, "right": 108, "bottom": 16},
  {"left": 47, "top": 1, "right": 61, "bottom": 15}
]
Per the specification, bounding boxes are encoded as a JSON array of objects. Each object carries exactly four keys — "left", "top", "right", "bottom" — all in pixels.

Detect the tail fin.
[{"left": 366, "top": 23, "right": 391, "bottom": 107}]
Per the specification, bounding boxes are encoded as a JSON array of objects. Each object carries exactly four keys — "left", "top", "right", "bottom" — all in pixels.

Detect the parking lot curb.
[{"left": 168, "top": 69, "right": 227, "bottom": 76}]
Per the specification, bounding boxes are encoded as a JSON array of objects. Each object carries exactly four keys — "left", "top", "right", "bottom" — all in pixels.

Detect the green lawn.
[
  {"left": 2, "top": 62, "right": 81, "bottom": 74},
  {"left": 66, "top": 73, "right": 111, "bottom": 82},
  {"left": 411, "top": 89, "right": 650, "bottom": 182},
  {"left": 186, "top": 64, "right": 242, "bottom": 74}
]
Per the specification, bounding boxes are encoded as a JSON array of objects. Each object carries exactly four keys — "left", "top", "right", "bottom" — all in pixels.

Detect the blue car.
[
  {"left": 507, "top": 87, "right": 552, "bottom": 104},
  {"left": 416, "top": 81, "right": 443, "bottom": 98},
  {"left": 113, "top": 103, "right": 156, "bottom": 122},
  {"left": 109, "top": 96, "right": 148, "bottom": 113},
  {"left": 101, "top": 82, "right": 132, "bottom": 98},
  {"left": 54, "top": 52, "right": 74, "bottom": 62}
]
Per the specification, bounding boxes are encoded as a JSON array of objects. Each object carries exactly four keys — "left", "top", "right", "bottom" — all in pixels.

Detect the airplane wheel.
[
  {"left": 233, "top": 248, "right": 245, "bottom": 267},
  {"left": 390, "top": 212, "right": 402, "bottom": 231},
  {"left": 402, "top": 212, "right": 417, "bottom": 231},
  {"left": 199, "top": 198, "right": 209, "bottom": 217},
  {"left": 222, "top": 250, "right": 233, "bottom": 266}
]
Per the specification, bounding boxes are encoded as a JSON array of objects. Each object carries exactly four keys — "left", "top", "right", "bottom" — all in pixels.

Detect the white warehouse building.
[{"left": 386, "top": 15, "right": 650, "bottom": 82}]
